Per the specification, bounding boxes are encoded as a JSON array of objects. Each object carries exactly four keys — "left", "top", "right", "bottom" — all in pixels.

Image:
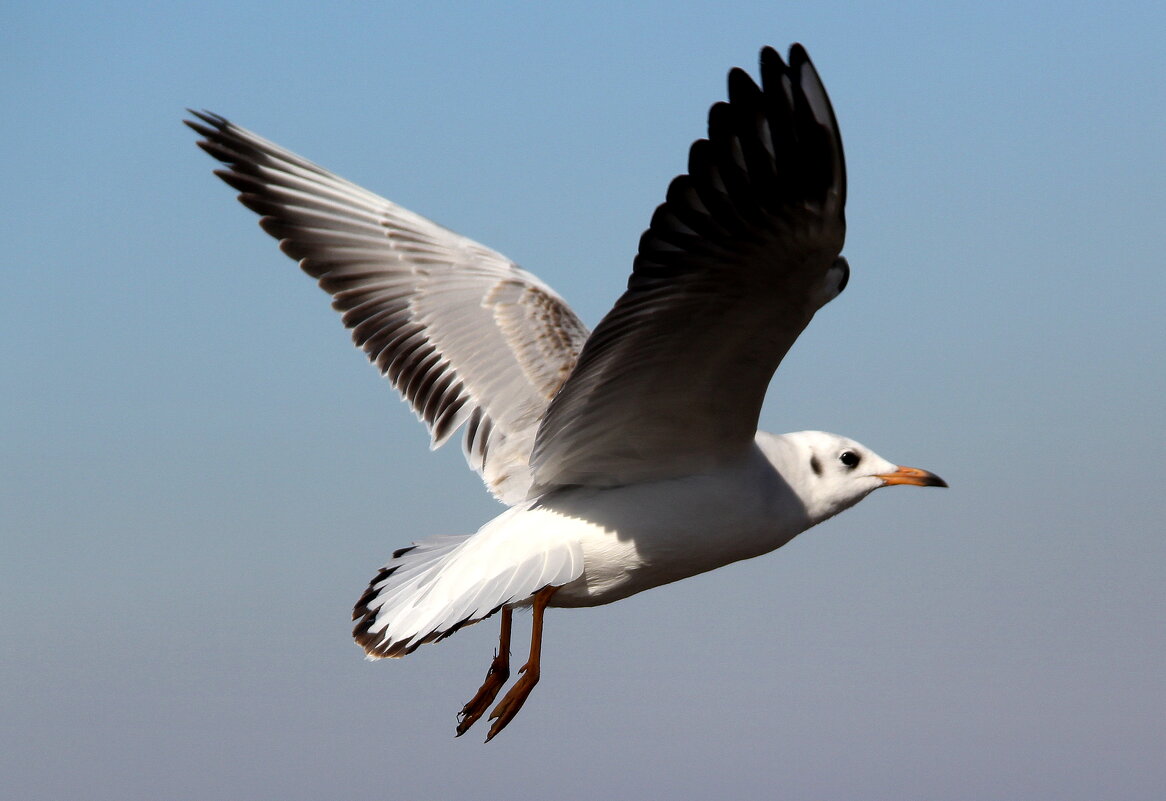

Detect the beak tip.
[{"left": 877, "top": 466, "right": 948, "bottom": 488}]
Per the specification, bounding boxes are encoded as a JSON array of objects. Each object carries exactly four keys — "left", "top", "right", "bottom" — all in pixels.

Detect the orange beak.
[{"left": 875, "top": 465, "right": 948, "bottom": 488}]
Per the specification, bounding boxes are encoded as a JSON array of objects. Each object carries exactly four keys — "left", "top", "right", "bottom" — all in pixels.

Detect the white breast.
[{"left": 538, "top": 445, "right": 813, "bottom": 607}]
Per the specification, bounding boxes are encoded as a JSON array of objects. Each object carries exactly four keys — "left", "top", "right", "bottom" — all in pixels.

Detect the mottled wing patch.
[{"left": 489, "top": 281, "right": 588, "bottom": 400}]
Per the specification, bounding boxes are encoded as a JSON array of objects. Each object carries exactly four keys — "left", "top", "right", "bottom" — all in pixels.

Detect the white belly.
[{"left": 534, "top": 450, "right": 812, "bottom": 608}]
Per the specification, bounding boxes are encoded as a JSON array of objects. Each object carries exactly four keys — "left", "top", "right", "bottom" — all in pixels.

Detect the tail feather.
[
  {"left": 352, "top": 518, "right": 585, "bottom": 658},
  {"left": 353, "top": 535, "right": 471, "bottom": 657}
]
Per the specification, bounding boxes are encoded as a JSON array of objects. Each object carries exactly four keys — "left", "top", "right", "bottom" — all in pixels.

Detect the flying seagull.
[{"left": 187, "top": 43, "right": 946, "bottom": 742}]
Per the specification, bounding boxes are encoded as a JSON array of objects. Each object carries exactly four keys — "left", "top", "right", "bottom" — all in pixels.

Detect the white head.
[{"left": 760, "top": 430, "right": 947, "bottom": 525}]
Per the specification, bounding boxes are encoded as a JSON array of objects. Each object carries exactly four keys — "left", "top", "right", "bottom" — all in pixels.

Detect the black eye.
[{"left": 839, "top": 450, "right": 860, "bottom": 468}]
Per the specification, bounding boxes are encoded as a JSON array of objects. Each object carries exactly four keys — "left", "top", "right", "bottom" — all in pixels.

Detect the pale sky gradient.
[{"left": 3, "top": 2, "right": 1164, "bottom": 799}]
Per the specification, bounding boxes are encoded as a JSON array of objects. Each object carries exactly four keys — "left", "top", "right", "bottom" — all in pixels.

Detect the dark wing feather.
[{"left": 531, "top": 45, "right": 848, "bottom": 488}]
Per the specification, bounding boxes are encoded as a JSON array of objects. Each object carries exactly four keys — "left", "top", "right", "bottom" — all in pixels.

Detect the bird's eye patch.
[{"left": 839, "top": 450, "right": 860, "bottom": 468}]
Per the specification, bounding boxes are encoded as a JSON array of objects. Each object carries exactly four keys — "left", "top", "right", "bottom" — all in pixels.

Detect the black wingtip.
[
  {"left": 184, "top": 110, "right": 220, "bottom": 141},
  {"left": 760, "top": 44, "right": 785, "bottom": 66},
  {"left": 726, "top": 64, "right": 762, "bottom": 103},
  {"left": 185, "top": 108, "right": 226, "bottom": 126},
  {"left": 183, "top": 110, "right": 233, "bottom": 143}
]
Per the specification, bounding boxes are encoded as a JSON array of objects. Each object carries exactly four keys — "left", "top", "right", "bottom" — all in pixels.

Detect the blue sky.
[{"left": 3, "top": 1, "right": 1163, "bottom": 799}]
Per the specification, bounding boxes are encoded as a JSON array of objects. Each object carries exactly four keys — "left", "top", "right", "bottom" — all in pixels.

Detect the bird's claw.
[
  {"left": 484, "top": 662, "right": 538, "bottom": 742},
  {"left": 455, "top": 651, "right": 509, "bottom": 737}
]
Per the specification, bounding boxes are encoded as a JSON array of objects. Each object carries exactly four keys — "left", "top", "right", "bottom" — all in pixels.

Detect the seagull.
[{"left": 187, "top": 43, "right": 946, "bottom": 742}]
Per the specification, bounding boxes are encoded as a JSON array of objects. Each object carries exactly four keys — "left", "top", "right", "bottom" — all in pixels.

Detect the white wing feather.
[{"left": 188, "top": 112, "right": 588, "bottom": 503}]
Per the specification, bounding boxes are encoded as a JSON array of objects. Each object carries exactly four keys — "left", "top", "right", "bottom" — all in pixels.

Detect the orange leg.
[
  {"left": 484, "top": 585, "right": 557, "bottom": 742},
  {"left": 455, "top": 605, "right": 512, "bottom": 737}
]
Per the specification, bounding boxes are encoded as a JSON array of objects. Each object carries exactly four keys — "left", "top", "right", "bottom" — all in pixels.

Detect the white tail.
[{"left": 352, "top": 508, "right": 585, "bottom": 658}]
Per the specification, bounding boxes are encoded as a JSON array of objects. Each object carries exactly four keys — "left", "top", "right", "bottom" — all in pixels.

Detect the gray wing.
[
  {"left": 530, "top": 45, "right": 848, "bottom": 489},
  {"left": 187, "top": 112, "right": 588, "bottom": 504}
]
